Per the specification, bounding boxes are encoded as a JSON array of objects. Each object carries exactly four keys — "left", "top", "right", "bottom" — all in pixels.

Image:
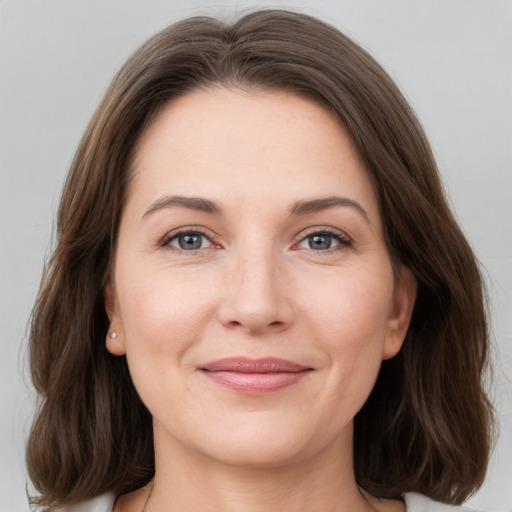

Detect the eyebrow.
[
  {"left": 289, "top": 196, "right": 371, "bottom": 224},
  {"left": 142, "top": 194, "right": 370, "bottom": 225},
  {"left": 142, "top": 195, "right": 222, "bottom": 219}
]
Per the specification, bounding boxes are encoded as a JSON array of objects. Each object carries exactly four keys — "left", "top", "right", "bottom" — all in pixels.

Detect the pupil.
[
  {"left": 309, "top": 235, "right": 331, "bottom": 250},
  {"left": 179, "top": 234, "right": 202, "bottom": 250}
]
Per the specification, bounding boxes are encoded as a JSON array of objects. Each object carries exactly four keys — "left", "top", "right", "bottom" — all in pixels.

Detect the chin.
[
  {"left": 203, "top": 435, "right": 311, "bottom": 469},
  {"left": 187, "top": 412, "right": 345, "bottom": 470}
]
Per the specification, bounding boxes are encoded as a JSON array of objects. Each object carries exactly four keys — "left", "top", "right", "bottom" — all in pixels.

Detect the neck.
[{"left": 147, "top": 423, "right": 377, "bottom": 512}]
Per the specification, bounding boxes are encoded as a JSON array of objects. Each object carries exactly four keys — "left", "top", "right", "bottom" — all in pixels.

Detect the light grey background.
[{"left": 1, "top": 1, "right": 510, "bottom": 511}]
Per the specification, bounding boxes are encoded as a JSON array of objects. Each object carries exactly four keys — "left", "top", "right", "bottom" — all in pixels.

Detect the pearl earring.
[{"left": 110, "top": 332, "right": 117, "bottom": 339}]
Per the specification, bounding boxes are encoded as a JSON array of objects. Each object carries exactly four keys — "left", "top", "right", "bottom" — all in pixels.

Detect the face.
[{"left": 105, "top": 88, "right": 416, "bottom": 469}]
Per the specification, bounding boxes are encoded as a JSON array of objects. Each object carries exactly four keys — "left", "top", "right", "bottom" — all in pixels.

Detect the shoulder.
[
  {"left": 403, "top": 493, "right": 486, "bottom": 512},
  {"left": 50, "top": 492, "right": 116, "bottom": 512}
]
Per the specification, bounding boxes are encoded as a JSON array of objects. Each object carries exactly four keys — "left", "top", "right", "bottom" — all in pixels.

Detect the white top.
[{"left": 56, "top": 491, "right": 484, "bottom": 511}]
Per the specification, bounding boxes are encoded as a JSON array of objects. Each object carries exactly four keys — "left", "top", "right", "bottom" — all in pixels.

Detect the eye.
[
  {"left": 295, "top": 229, "right": 351, "bottom": 251},
  {"left": 303, "top": 233, "right": 336, "bottom": 250},
  {"left": 162, "top": 230, "right": 214, "bottom": 251}
]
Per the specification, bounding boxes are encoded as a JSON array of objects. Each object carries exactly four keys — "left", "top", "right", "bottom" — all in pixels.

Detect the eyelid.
[
  {"left": 297, "top": 226, "right": 352, "bottom": 241},
  {"left": 158, "top": 226, "right": 221, "bottom": 252},
  {"left": 292, "top": 226, "right": 353, "bottom": 251},
  {"left": 157, "top": 225, "right": 352, "bottom": 253}
]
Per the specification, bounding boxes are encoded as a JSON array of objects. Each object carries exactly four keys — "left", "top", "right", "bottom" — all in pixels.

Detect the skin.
[{"left": 106, "top": 88, "right": 416, "bottom": 512}]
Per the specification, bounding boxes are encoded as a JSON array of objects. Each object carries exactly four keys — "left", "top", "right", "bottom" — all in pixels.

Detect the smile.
[{"left": 199, "top": 357, "right": 314, "bottom": 394}]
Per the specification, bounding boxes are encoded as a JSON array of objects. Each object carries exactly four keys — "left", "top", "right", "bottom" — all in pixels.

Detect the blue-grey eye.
[
  {"left": 297, "top": 231, "right": 346, "bottom": 251},
  {"left": 169, "top": 232, "right": 212, "bottom": 250},
  {"left": 308, "top": 234, "right": 333, "bottom": 250}
]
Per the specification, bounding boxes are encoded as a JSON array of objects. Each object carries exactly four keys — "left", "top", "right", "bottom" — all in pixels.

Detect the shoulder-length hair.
[{"left": 26, "top": 9, "right": 493, "bottom": 508}]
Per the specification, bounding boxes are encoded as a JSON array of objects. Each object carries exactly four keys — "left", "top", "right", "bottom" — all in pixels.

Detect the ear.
[
  {"left": 104, "top": 280, "right": 126, "bottom": 356},
  {"left": 383, "top": 266, "right": 417, "bottom": 360}
]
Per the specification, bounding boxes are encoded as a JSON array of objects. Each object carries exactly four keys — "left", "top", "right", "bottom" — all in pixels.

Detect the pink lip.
[{"left": 199, "top": 357, "right": 313, "bottom": 394}]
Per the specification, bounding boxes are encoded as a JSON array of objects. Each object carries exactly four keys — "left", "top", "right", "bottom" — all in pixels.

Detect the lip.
[{"left": 199, "top": 357, "right": 313, "bottom": 394}]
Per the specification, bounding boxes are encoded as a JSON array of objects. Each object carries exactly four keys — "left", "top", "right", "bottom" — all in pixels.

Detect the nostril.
[
  {"left": 224, "top": 318, "right": 286, "bottom": 333},
  {"left": 217, "top": 288, "right": 294, "bottom": 333}
]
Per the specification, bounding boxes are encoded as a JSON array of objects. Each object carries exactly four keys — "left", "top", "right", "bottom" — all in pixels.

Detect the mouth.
[{"left": 198, "top": 357, "right": 313, "bottom": 394}]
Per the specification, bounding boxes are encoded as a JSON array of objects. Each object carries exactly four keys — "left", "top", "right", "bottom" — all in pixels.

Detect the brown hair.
[{"left": 26, "top": 9, "right": 494, "bottom": 507}]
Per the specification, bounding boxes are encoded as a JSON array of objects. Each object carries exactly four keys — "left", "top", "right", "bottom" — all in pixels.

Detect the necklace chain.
[{"left": 141, "top": 482, "right": 154, "bottom": 512}]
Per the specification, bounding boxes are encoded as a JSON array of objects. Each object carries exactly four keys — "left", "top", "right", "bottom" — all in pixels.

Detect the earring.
[{"left": 110, "top": 332, "right": 117, "bottom": 339}]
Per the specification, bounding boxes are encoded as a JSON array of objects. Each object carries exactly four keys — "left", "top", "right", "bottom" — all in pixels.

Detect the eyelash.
[
  {"left": 158, "top": 227, "right": 218, "bottom": 254},
  {"left": 158, "top": 226, "right": 353, "bottom": 254},
  {"left": 293, "top": 227, "right": 353, "bottom": 253}
]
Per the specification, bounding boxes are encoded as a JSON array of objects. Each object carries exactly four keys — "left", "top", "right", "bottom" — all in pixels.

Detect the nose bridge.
[
  {"left": 238, "top": 248, "right": 277, "bottom": 300},
  {"left": 218, "top": 238, "right": 293, "bottom": 333}
]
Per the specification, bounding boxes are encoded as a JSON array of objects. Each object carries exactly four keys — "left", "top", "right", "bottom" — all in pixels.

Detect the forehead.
[{"left": 127, "top": 87, "right": 380, "bottom": 224}]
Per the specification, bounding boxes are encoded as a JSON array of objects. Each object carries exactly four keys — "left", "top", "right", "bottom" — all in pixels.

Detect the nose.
[{"left": 216, "top": 250, "right": 295, "bottom": 335}]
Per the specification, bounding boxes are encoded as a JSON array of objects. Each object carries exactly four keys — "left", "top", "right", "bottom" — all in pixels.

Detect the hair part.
[{"left": 26, "top": 9, "right": 494, "bottom": 507}]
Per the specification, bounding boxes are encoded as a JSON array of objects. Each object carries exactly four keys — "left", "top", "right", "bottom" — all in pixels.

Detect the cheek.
[
  {"left": 300, "top": 264, "right": 394, "bottom": 387},
  {"left": 114, "top": 269, "right": 214, "bottom": 413},
  {"left": 114, "top": 258, "right": 219, "bottom": 364},
  {"left": 304, "top": 264, "right": 393, "bottom": 342}
]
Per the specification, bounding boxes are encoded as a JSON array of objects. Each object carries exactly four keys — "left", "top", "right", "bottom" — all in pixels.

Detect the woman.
[{"left": 26, "top": 9, "right": 493, "bottom": 512}]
